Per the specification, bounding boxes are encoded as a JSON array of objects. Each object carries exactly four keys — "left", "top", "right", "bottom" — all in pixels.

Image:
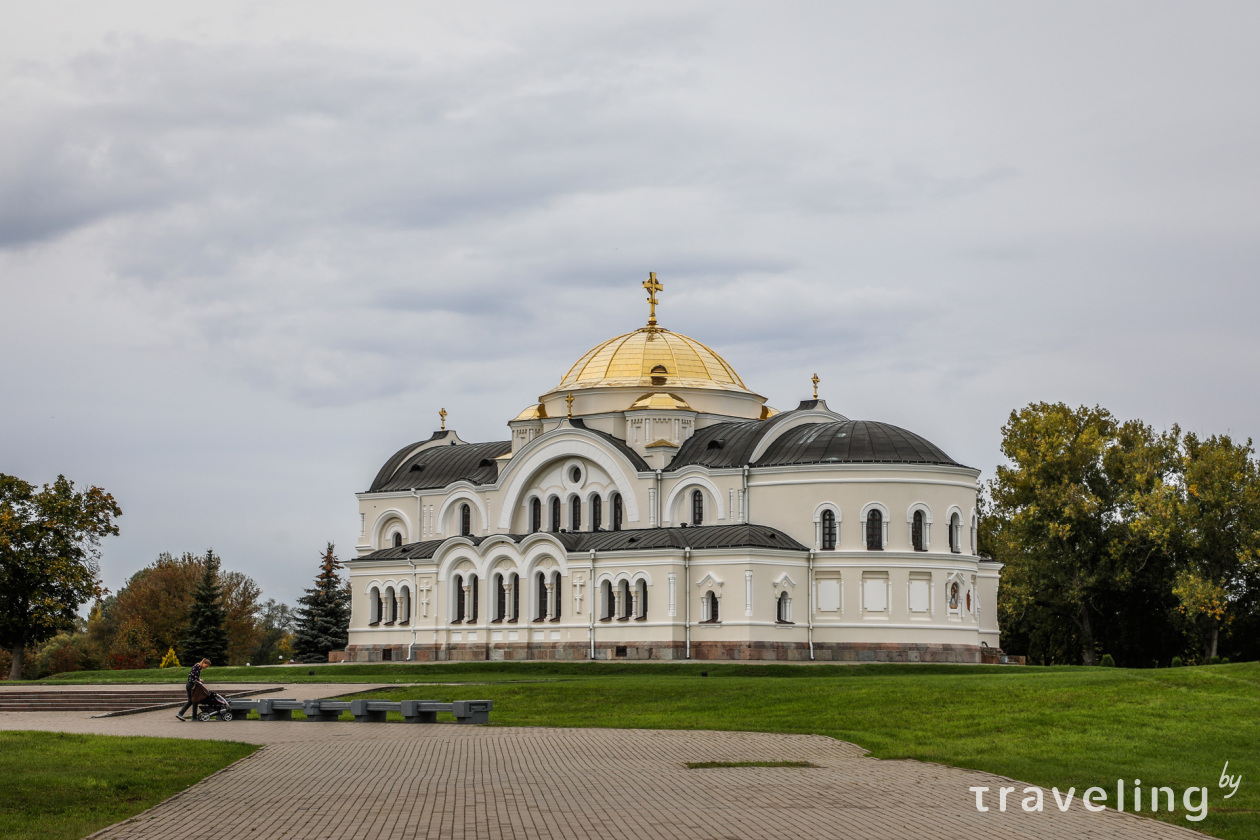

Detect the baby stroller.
[{"left": 191, "top": 682, "right": 234, "bottom": 721}]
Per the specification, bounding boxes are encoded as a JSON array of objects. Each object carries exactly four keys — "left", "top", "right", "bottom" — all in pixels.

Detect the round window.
[{"left": 570, "top": 466, "right": 582, "bottom": 484}]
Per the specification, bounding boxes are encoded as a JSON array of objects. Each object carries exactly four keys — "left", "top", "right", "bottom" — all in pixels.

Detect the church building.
[{"left": 344, "top": 275, "right": 1002, "bottom": 662}]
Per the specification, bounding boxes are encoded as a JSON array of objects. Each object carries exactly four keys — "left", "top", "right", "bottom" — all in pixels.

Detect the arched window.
[
  {"left": 600, "top": 580, "right": 614, "bottom": 620},
  {"left": 950, "top": 512, "right": 961, "bottom": 554},
  {"left": 612, "top": 494, "right": 623, "bottom": 531},
  {"left": 866, "top": 509, "right": 883, "bottom": 550},
  {"left": 530, "top": 498, "right": 542, "bottom": 533},
  {"left": 777, "top": 591, "right": 791, "bottom": 623},
  {"left": 617, "top": 580, "right": 631, "bottom": 619},
  {"left": 691, "top": 490, "right": 704, "bottom": 526},
  {"left": 399, "top": 587, "right": 411, "bottom": 624},
  {"left": 369, "top": 586, "right": 382, "bottom": 625},
  {"left": 570, "top": 496, "right": 582, "bottom": 531},
  {"left": 703, "top": 590, "right": 719, "bottom": 623},
  {"left": 535, "top": 572, "right": 547, "bottom": 621},
  {"left": 550, "top": 497, "right": 561, "bottom": 532},
  {"left": 460, "top": 503, "right": 472, "bottom": 537},
  {"left": 912, "top": 510, "right": 925, "bottom": 552},
  {"left": 551, "top": 571, "right": 562, "bottom": 620},
  {"left": 821, "top": 509, "right": 837, "bottom": 551},
  {"left": 592, "top": 496, "right": 602, "bottom": 531},
  {"left": 453, "top": 575, "right": 465, "bottom": 623},
  {"left": 509, "top": 573, "right": 519, "bottom": 621},
  {"left": 467, "top": 574, "right": 479, "bottom": 621},
  {"left": 494, "top": 574, "right": 507, "bottom": 622},
  {"left": 384, "top": 587, "right": 397, "bottom": 624},
  {"left": 636, "top": 579, "right": 648, "bottom": 619},
  {"left": 392, "top": 532, "right": 403, "bottom": 548}
]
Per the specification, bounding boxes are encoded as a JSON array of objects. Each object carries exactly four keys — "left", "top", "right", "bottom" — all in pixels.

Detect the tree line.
[
  {"left": 1, "top": 472, "right": 350, "bottom": 680},
  {"left": 985, "top": 402, "right": 1260, "bottom": 667}
]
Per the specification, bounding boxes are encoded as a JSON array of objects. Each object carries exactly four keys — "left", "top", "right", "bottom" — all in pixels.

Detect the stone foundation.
[{"left": 344, "top": 641, "right": 984, "bottom": 664}]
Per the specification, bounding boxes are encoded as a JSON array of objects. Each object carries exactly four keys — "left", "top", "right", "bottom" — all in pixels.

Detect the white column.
[
  {"left": 668, "top": 574, "right": 677, "bottom": 616},
  {"left": 744, "top": 570, "right": 753, "bottom": 616}
]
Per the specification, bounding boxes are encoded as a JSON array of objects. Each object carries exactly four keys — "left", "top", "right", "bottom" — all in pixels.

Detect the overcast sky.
[{"left": 2, "top": 2, "right": 1257, "bottom": 606}]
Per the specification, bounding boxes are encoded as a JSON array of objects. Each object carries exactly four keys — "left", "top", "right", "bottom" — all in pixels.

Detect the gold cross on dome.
[
  {"left": 642, "top": 272, "right": 663, "bottom": 327},
  {"left": 439, "top": 408, "right": 447, "bottom": 430},
  {"left": 565, "top": 393, "right": 575, "bottom": 418},
  {"left": 811, "top": 373, "right": 820, "bottom": 399}
]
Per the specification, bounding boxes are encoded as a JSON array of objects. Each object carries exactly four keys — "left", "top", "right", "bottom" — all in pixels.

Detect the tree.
[
  {"left": 180, "top": 550, "right": 230, "bottom": 664},
  {"left": 221, "top": 569, "right": 263, "bottom": 665},
  {"left": 0, "top": 474, "right": 122, "bottom": 680},
  {"left": 293, "top": 543, "right": 351, "bottom": 663},
  {"left": 1149, "top": 434, "right": 1260, "bottom": 660},
  {"left": 252, "top": 598, "right": 296, "bottom": 665},
  {"left": 109, "top": 617, "right": 158, "bottom": 670},
  {"left": 113, "top": 553, "right": 201, "bottom": 655},
  {"left": 987, "top": 404, "right": 1179, "bottom": 665}
]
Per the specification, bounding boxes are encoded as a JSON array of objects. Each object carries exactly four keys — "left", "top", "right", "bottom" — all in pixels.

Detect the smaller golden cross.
[
  {"left": 439, "top": 407, "right": 447, "bottom": 430},
  {"left": 811, "top": 373, "right": 820, "bottom": 399},
  {"left": 642, "top": 272, "right": 663, "bottom": 327},
  {"left": 565, "top": 393, "right": 575, "bottom": 418}
]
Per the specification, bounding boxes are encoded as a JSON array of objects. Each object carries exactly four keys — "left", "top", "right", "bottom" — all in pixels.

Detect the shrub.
[
  {"left": 1100, "top": 654, "right": 1116, "bottom": 667},
  {"left": 159, "top": 647, "right": 181, "bottom": 669},
  {"left": 1170, "top": 656, "right": 1183, "bottom": 667},
  {"left": 1209, "top": 656, "right": 1223, "bottom": 665}
]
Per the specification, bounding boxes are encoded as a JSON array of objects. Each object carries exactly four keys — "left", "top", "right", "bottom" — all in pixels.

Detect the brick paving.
[{"left": 0, "top": 684, "right": 1210, "bottom": 840}]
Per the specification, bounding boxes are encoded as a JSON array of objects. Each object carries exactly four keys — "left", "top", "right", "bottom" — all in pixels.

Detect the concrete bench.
[
  {"left": 223, "top": 697, "right": 493, "bottom": 724},
  {"left": 303, "top": 699, "right": 351, "bottom": 722},
  {"left": 453, "top": 700, "right": 493, "bottom": 725},
  {"left": 350, "top": 699, "right": 398, "bottom": 723}
]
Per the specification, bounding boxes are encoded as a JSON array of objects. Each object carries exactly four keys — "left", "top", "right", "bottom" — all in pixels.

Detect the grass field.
[
  {"left": 17, "top": 660, "right": 1260, "bottom": 839},
  {"left": 0, "top": 731, "right": 257, "bottom": 840}
]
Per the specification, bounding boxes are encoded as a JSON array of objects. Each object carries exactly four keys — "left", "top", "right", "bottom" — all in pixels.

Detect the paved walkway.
[{"left": 0, "top": 684, "right": 1209, "bottom": 840}]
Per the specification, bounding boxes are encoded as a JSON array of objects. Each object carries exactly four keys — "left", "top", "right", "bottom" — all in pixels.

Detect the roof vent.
[
  {"left": 478, "top": 458, "right": 495, "bottom": 467},
  {"left": 651, "top": 365, "right": 668, "bottom": 374},
  {"left": 409, "top": 464, "right": 425, "bottom": 472},
  {"left": 628, "top": 536, "right": 638, "bottom": 543},
  {"left": 707, "top": 439, "right": 725, "bottom": 450}
]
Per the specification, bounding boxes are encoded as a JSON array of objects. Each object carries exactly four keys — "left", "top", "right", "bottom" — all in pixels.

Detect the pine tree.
[
  {"left": 293, "top": 542, "right": 351, "bottom": 663},
  {"left": 180, "top": 550, "right": 230, "bottom": 664}
]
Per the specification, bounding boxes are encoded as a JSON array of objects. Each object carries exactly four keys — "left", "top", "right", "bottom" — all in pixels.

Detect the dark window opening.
[
  {"left": 551, "top": 571, "right": 563, "bottom": 620},
  {"left": 570, "top": 496, "right": 581, "bottom": 531},
  {"left": 950, "top": 513, "right": 961, "bottom": 554},
  {"left": 592, "top": 495, "right": 602, "bottom": 531},
  {"left": 454, "top": 575, "right": 465, "bottom": 623},
  {"left": 392, "top": 532, "right": 402, "bottom": 548},
  {"left": 382, "top": 648, "right": 392, "bottom": 661},
  {"left": 612, "top": 494, "right": 623, "bottom": 531},
  {"left": 530, "top": 498, "right": 541, "bottom": 533},
  {"left": 692, "top": 490, "right": 704, "bottom": 526},
  {"left": 460, "top": 503, "right": 472, "bottom": 537},
  {"left": 912, "top": 510, "right": 925, "bottom": 552},
  {"left": 821, "top": 509, "right": 837, "bottom": 551},
  {"left": 777, "top": 591, "right": 791, "bottom": 623},
  {"left": 866, "top": 510, "right": 883, "bottom": 551},
  {"left": 536, "top": 572, "right": 547, "bottom": 621},
  {"left": 550, "top": 497, "right": 561, "bottom": 532},
  {"left": 468, "top": 574, "right": 479, "bottom": 621},
  {"left": 614, "top": 645, "right": 627, "bottom": 658},
  {"left": 704, "top": 590, "right": 719, "bottom": 623}
]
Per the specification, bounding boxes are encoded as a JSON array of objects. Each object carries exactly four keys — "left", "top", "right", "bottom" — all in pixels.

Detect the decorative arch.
[
  {"left": 813, "top": 502, "right": 841, "bottom": 551},
  {"left": 861, "top": 502, "right": 891, "bottom": 550},
  {"left": 946, "top": 505, "right": 965, "bottom": 554},
  {"left": 662, "top": 474, "right": 726, "bottom": 525},
  {"left": 907, "top": 502, "right": 933, "bottom": 551},
  {"left": 497, "top": 434, "right": 642, "bottom": 529},
  {"left": 435, "top": 489, "right": 488, "bottom": 537},
  {"left": 372, "top": 509, "right": 410, "bottom": 549}
]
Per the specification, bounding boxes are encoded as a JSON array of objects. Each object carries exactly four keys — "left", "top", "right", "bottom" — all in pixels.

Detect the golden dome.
[{"left": 552, "top": 328, "right": 749, "bottom": 392}]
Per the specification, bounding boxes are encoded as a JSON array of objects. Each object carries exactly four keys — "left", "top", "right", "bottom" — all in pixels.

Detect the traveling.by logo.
[{"left": 969, "top": 762, "right": 1242, "bottom": 823}]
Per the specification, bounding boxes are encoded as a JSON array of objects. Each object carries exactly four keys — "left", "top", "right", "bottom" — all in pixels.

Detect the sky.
[{"left": 2, "top": 2, "right": 1258, "bottom": 607}]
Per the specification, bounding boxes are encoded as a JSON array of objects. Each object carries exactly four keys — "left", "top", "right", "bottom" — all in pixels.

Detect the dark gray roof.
[
  {"left": 354, "top": 524, "right": 808, "bottom": 562},
  {"left": 669, "top": 408, "right": 961, "bottom": 470},
  {"left": 368, "top": 440, "right": 512, "bottom": 493},
  {"left": 754, "top": 420, "right": 960, "bottom": 467}
]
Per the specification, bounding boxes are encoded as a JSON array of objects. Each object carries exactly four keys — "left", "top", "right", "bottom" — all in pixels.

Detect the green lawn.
[
  {"left": 18, "top": 661, "right": 1260, "bottom": 839},
  {"left": 0, "top": 731, "right": 257, "bottom": 840}
]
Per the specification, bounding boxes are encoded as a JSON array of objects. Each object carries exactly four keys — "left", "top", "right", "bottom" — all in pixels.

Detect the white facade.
[{"left": 346, "top": 293, "right": 1001, "bottom": 662}]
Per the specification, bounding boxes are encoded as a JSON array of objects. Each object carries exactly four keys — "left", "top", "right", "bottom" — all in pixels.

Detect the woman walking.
[{"left": 176, "top": 658, "right": 210, "bottom": 721}]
